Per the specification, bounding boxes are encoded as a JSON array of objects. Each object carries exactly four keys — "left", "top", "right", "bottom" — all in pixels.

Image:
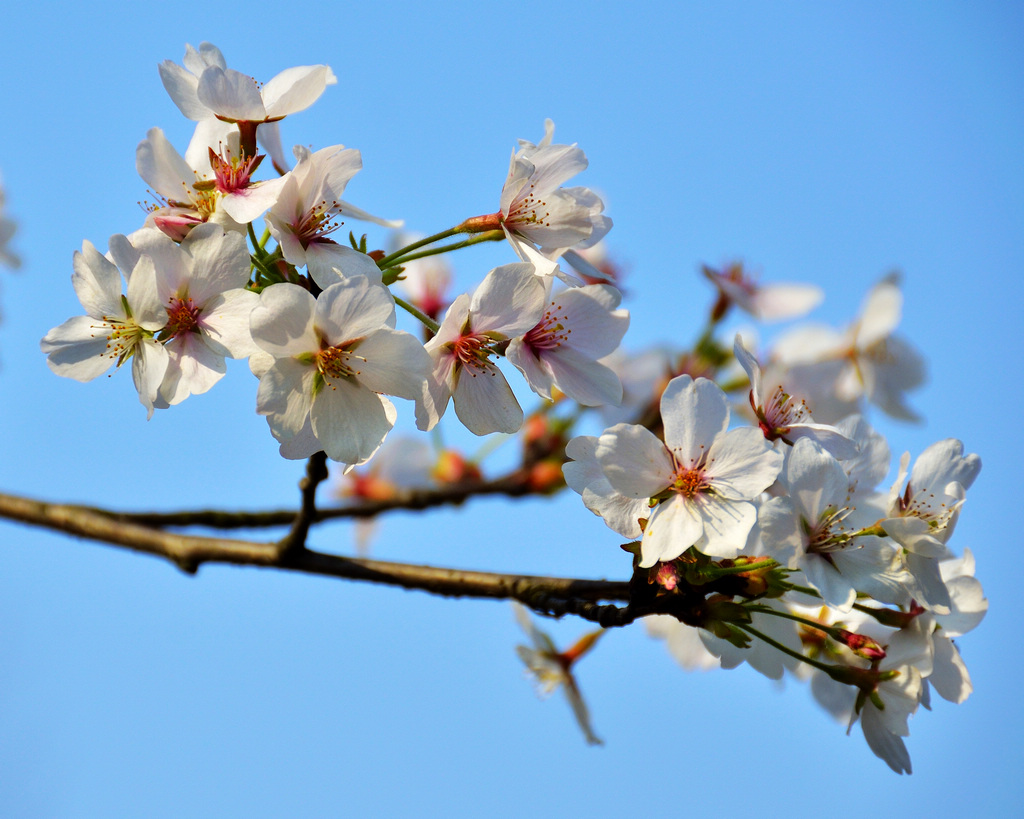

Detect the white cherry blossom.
[
  {"left": 121, "top": 224, "right": 260, "bottom": 406},
  {"left": 498, "top": 120, "right": 611, "bottom": 273},
  {"left": 265, "top": 144, "right": 398, "bottom": 289},
  {"left": 703, "top": 262, "right": 823, "bottom": 321},
  {"left": 759, "top": 438, "right": 911, "bottom": 610},
  {"left": 772, "top": 274, "right": 926, "bottom": 421},
  {"left": 417, "top": 263, "right": 545, "bottom": 435},
  {"left": 160, "top": 42, "right": 336, "bottom": 126},
  {"left": 734, "top": 335, "right": 857, "bottom": 458},
  {"left": 507, "top": 282, "right": 628, "bottom": 406},
  {"left": 594, "top": 375, "right": 783, "bottom": 566},
  {"left": 41, "top": 237, "right": 168, "bottom": 417},
  {"left": 250, "top": 276, "right": 431, "bottom": 464}
]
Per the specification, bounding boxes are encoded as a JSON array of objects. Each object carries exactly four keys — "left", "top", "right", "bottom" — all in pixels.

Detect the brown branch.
[
  {"left": 0, "top": 491, "right": 630, "bottom": 610},
  {"left": 89, "top": 469, "right": 543, "bottom": 530}
]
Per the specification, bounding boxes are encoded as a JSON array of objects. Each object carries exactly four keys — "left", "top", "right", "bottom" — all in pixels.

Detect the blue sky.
[{"left": 1, "top": 2, "right": 1022, "bottom": 816}]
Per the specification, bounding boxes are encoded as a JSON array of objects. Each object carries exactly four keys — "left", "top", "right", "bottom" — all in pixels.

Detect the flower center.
[
  {"left": 507, "top": 182, "right": 551, "bottom": 228},
  {"left": 316, "top": 342, "right": 363, "bottom": 387},
  {"left": 96, "top": 317, "right": 145, "bottom": 367},
  {"left": 450, "top": 332, "right": 493, "bottom": 374},
  {"left": 804, "top": 505, "right": 854, "bottom": 554},
  {"left": 523, "top": 303, "right": 571, "bottom": 355},
  {"left": 164, "top": 296, "right": 201, "bottom": 338},
  {"left": 294, "top": 200, "right": 343, "bottom": 248},
  {"left": 671, "top": 466, "right": 709, "bottom": 498},
  {"left": 208, "top": 146, "right": 264, "bottom": 195},
  {"left": 759, "top": 385, "right": 811, "bottom": 437},
  {"left": 899, "top": 482, "right": 955, "bottom": 531}
]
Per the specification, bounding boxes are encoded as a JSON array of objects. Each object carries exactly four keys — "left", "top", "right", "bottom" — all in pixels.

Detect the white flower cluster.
[
  {"left": 567, "top": 329, "right": 983, "bottom": 773},
  {"left": 41, "top": 43, "right": 625, "bottom": 468},
  {"left": 37, "top": 43, "right": 983, "bottom": 773}
]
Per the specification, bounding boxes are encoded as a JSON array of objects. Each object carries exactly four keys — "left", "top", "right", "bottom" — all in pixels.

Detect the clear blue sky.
[{"left": 1, "top": 2, "right": 1021, "bottom": 816}]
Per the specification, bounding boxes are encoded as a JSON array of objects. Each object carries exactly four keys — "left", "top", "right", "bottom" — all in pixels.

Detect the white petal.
[
  {"left": 257, "top": 358, "right": 314, "bottom": 440},
  {"left": 261, "top": 65, "right": 336, "bottom": 119},
  {"left": 596, "top": 424, "right": 673, "bottom": 499},
  {"left": 640, "top": 496, "right": 702, "bottom": 567},
  {"left": 451, "top": 363, "right": 523, "bottom": 435},
  {"left": 471, "top": 264, "right": 546, "bottom": 337},
  {"left": 311, "top": 380, "right": 393, "bottom": 464},
  {"left": 199, "top": 288, "right": 260, "bottom": 359},
  {"left": 250, "top": 283, "right": 317, "bottom": 357},
  {"left": 197, "top": 67, "right": 267, "bottom": 121},
  {"left": 661, "top": 376, "right": 729, "bottom": 464}
]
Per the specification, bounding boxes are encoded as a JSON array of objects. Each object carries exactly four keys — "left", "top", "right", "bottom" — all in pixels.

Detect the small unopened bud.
[
  {"left": 528, "top": 460, "right": 565, "bottom": 493},
  {"left": 432, "top": 450, "right": 482, "bottom": 484},
  {"left": 835, "top": 629, "right": 887, "bottom": 661}
]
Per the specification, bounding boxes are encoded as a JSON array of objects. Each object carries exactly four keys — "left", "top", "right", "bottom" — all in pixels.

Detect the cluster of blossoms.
[
  {"left": 563, "top": 314, "right": 982, "bottom": 773},
  {"left": 39, "top": 44, "right": 984, "bottom": 773},
  {"left": 41, "top": 43, "right": 623, "bottom": 469}
]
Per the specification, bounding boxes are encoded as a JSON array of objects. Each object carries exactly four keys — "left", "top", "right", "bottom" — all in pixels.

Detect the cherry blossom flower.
[
  {"left": 879, "top": 439, "right": 981, "bottom": 612},
  {"left": 417, "top": 263, "right": 545, "bottom": 435},
  {"left": 250, "top": 275, "right": 431, "bottom": 465},
  {"left": 850, "top": 613, "right": 934, "bottom": 775},
  {"left": 507, "top": 282, "right": 629, "bottom": 406},
  {"left": 758, "top": 438, "right": 911, "bottom": 610},
  {"left": 138, "top": 124, "right": 289, "bottom": 238},
  {"left": 120, "top": 224, "right": 260, "bottom": 406},
  {"left": 160, "top": 42, "right": 336, "bottom": 127},
  {"left": 41, "top": 237, "right": 168, "bottom": 417},
  {"left": 265, "top": 144, "right": 399, "bottom": 289},
  {"left": 771, "top": 274, "right": 926, "bottom": 421},
  {"left": 593, "top": 375, "right": 783, "bottom": 567},
  {"left": 703, "top": 261, "right": 823, "bottom": 322},
  {"left": 512, "top": 602, "right": 603, "bottom": 746},
  {"left": 734, "top": 336, "right": 857, "bottom": 458}
]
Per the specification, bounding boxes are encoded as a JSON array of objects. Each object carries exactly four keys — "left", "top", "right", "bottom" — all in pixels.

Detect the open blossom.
[
  {"left": 703, "top": 262, "right": 822, "bottom": 322},
  {"left": 772, "top": 274, "right": 926, "bottom": 421},
  {"left": 759, "top": 438, "right": 911, "bottom": 610},
  {"left": 497, "top": 120, "right": 611, "bottom": 276},
  {"left": 590, "top": 375, "right": 783, "bottom": 567},
  {"left": 250, "top": 275, "right": 431, "bottom": 465},
  {"left": 880, "top": 439, "right": 981, "bottom": 612},
  {"left": 417, "top": 263, "right": 545, "bottom": 435},
  {"left": 265, "top": 144, "right": 399, "bottom": 289},
  {"left": 734, "top": 336, "right": 856, "bottom": 458},
  {"left": 138, "top": 123, "right": 288, "bottom": 237},
  {"left": 852, "top": 613, "right": 934, "bottom": 775},
  {"left": 120, "top": 224, "right": 259, "bottom": 406},
  {"left": 507, "top": 281, "right": 629, "bottom": 406},
  {"left": 160, "top": 42, "right": 336, "bottom": 127},
  {"left": 41, "top": 237, "right": 168, "bottom": 417},
  {"left": 512, "top": 603, "right": 603, "bottom": 746}
]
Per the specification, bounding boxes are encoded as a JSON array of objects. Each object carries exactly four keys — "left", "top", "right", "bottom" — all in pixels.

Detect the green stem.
[
  {"left": 745, "top": 604, "right": 835, "bottom": 634},
  {"left": 376, "top": 227, "right": 463, "bottom": 268},
  {"left": 704, "top": 558, "right": 778, "bottom": 578},
  {"left": 394, "top": 295, "right": 440, "bottom": 334},
  {"left": 384, "top": 232, "right": 505, "bottom": 268},
  {"left": 248, "top": 223, "right": 270, "bottom": 260},
  {"left": 735, "top": 623, "right": 842, "bottom": 678}
]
